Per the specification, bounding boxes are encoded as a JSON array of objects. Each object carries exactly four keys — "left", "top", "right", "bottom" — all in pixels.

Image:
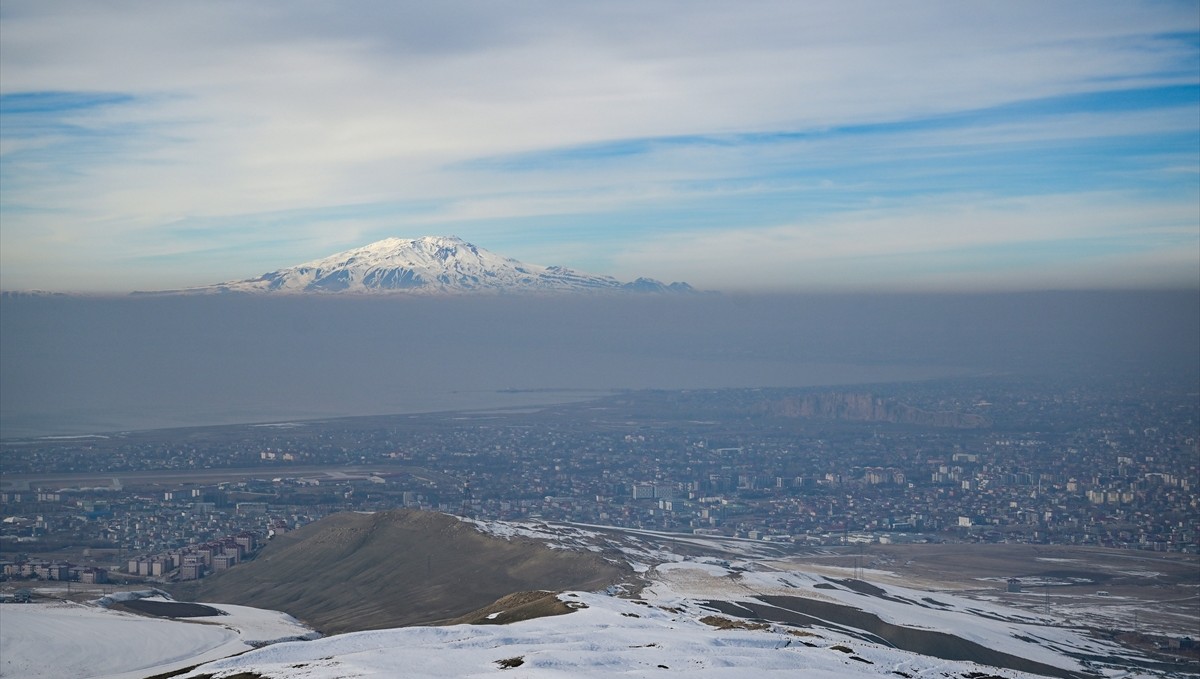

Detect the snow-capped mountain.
[{"left": 164, "top": 236, "right": 696, "bottom": 295}]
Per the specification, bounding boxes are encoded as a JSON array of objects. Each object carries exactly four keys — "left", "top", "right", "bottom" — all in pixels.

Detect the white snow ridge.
[{"left": 158, "top": 235, "right": 697, "bottom": 295}]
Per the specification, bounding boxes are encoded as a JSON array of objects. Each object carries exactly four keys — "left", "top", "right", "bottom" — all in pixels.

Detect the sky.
[{"left": 1, "top": 1, "right": 1197, "bottom": 293}]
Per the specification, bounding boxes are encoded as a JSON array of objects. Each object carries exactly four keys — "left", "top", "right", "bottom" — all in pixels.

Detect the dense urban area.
[{"left": 1, "top": 374, "right": 1196, "bottom": 584}]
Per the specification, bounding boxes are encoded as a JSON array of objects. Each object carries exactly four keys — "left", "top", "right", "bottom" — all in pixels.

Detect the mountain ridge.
[{"left": 142, "top": 235, "right": 699, "bottom": 296}]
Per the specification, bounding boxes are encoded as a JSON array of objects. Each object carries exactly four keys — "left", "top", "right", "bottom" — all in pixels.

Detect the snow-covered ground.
[
  {"left": 178, "top": 590, "right": 1044, "bottom": 679},
  {"left": 0, "top": 594, "right": 316, "bottom": 679},
  {"left": 463, "top": 517, "right": 784, "bottom": 570},
  {"left": 644, "top": 560, "right": 1144, "bottom": 674},
  {"left": 4, "top": 519, "right": 1180, "bottom": 679},
  {"left": 172, "top": 556, "right": 1170, "bottom": 679}
]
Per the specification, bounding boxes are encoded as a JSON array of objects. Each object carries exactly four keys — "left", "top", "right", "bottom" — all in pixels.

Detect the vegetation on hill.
[{"left": 168, "top": 509, "right": 627, "bottom": 634}]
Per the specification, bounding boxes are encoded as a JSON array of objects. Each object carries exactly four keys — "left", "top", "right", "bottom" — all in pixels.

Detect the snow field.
[
  {"left": 0, "top": 596, "right": 315, "bottom": 679},
  {"left": 180, "top": 591, "right": 1041, "bottom": 679}
]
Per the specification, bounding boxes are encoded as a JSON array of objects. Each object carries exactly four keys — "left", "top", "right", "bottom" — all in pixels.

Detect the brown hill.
[
  {"left": 443, "top": 589, "right": 586, "bottom": 626},
  {"left": 168, "top": 510, "right": 627, "bottom": 635}
]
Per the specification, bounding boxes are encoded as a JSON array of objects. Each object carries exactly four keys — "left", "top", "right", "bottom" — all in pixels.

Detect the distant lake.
[
  {"left": 3, "top": 291, "right": 1194, "bottom": 438},
  {"left": 0, "top": 362, "right": 970, "bottom": 439}
]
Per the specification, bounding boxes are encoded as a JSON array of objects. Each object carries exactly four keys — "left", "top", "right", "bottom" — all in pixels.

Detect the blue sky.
[{"left": 0, "top": 1, "right": 1197, "bottom": 292}]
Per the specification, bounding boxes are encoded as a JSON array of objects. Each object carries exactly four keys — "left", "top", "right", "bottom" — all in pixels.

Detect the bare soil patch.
[
  {"left": 169, "top": 509, "right": 627, "bottom": 635},
  {"left": 111, "top": 599, "right": 224, "bottom": 618},
  {"left": 446, "top": 590, "right": 584, "bottom": 625},
  {"left": 699, "top": 614, "right": 770, "bottom": 631}
]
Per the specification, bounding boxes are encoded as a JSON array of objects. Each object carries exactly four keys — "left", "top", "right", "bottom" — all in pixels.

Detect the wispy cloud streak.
[{"left": 0, "top": 1, "right": 1196, "bottom": 291}]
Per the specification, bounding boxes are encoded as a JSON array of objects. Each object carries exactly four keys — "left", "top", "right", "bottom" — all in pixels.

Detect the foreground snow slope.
[
  {"left": 181, "top": 590, "right": 1045, "bottom": 679},
  {"left": 0, "top": 596, "right": 315, "bottom": 679},
  {"left": 5, "top": 517, "right": 1169, "bottom": 679}
]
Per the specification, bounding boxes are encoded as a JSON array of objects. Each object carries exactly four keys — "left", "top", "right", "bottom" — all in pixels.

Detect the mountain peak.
[
  {"left": 361, "top": 235, "right": 469, "bottom": 251},
  {"left": 155, "top": 236, "right": 700, "bottom": 296}
]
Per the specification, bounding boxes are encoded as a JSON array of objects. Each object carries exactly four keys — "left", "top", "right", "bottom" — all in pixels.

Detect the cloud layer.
[{"left": 1, "top": 1, "right": 1197, "bottom": 291}]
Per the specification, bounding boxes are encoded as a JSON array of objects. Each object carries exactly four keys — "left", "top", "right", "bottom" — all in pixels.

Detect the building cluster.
[
  {"left": 0, "top": 487, "right": 286, "bottom": 583},
  {"left": 1, "top": 375, "right": 1196, "bottom": 578},
  {"left": 126, "top": 532, "right": 257, "bottom": 581},
  {"left": 1, "top": 559, "right": 108, "bottom": 583}
]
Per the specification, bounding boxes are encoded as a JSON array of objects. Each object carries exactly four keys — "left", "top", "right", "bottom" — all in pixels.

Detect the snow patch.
[{"left": 0, "top": 597, "right": 316, "bottom": 679}]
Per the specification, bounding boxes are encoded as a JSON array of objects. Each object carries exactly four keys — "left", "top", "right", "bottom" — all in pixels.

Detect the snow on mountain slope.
[
  {"left": 460, "top": 519, "right": 1165, "bottom": 678},
  {"left": 178, "top": 590, "right": 1043, "bottom": 679},
  {"left": 0, "top": 596, "right": 316, "bottom": 679},
  {"left": 641, "top": 561, "right": 1134, "bottom": 677},
  {"left": 161, "top": 235, "right": 696, "bottom": 295},
  {"left": 9, "top": 517, "right": 1174, "bottom": 679},
  {"left": 176, "top": 517, "right": 1149, "bottom": 679}
]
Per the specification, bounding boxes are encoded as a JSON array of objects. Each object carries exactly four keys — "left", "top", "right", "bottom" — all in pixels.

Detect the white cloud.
[
  {"left": 611, "top": 193, "right": 1200, "bottom": 291},
  {"left": 0, "top": 1, "right": 1196, "bottom": 290}
]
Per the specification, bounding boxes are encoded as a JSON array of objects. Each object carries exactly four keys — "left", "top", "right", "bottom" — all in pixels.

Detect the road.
[{"left": 0, "top": 463, "right": 463, "bottom": 491}]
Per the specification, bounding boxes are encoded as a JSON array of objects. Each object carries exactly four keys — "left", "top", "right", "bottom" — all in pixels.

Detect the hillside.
[
  {"left": 169, "top": 510, "right": 627, "bottom": 634},
  {"left": 178, "top": 589, "right": 1051, "bottom": 679},
  {"left": 176, "top": 555, "right": 1147, "bottom": 679},
  {"left": 12, "top": 520, "right": 1186, "bottom": 678}
]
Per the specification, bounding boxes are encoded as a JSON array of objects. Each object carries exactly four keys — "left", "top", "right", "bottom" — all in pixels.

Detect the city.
[{"left": 1, "top": 373, "right": 1196, "bottom": 586}]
